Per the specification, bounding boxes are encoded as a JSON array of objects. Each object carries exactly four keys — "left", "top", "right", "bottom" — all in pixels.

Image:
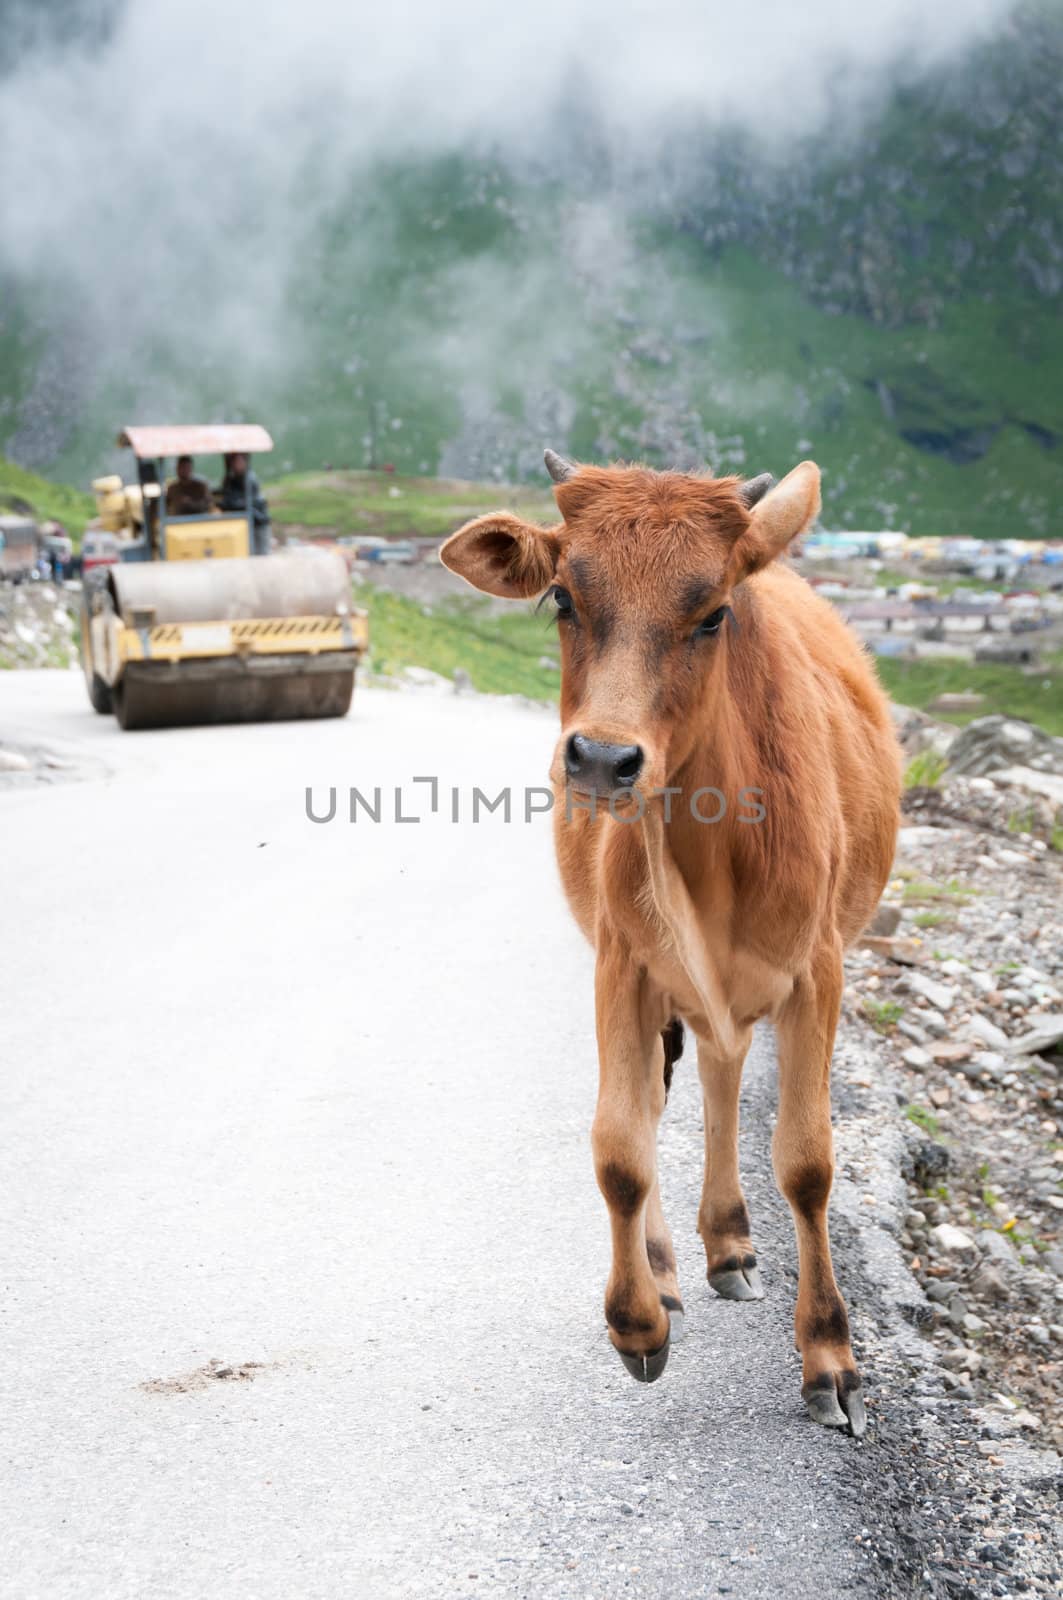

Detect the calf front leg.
[
  {"left": 592, "top": 936, "right": 675, "bottom": 1382},
  {"left": 695, "top": 1027, "right": 762, "bottom": 1300},
  {"left": 774, "top": 937, "right": 865, "bottom": 1437}
]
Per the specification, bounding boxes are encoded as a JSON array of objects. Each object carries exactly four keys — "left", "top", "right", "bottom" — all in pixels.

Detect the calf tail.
[{"left": 661, "top": 1017, "right": 685, "bottom": 1098}]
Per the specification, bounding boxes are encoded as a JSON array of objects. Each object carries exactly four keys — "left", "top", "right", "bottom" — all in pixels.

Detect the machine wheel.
[
  {"left": 111, "top": 657, "right": 357, "bottom": 730},
  {"left": 87, "top": 672, "right": 114, "bottom": 715},
  {"left": 323, "top": 666, "right": 356, "bottom": 719},
  {"left": 112, "top": 675, "right": 151, "bottom": 731},
  {"left": 79, "top": 576, "right": 115, "bottom": 715}
]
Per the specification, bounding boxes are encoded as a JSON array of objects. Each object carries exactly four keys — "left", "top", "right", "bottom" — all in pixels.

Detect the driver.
[
  {"left": 166, "top": 455, "right": 213, "bottom": 516},
  {"left": 215, "top": 452, "right": 271, "bottom": 555}
]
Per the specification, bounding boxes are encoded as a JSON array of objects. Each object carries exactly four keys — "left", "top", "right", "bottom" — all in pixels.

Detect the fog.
[{"left": 0, "top": 0, "right": 1019, "bottom": 474}]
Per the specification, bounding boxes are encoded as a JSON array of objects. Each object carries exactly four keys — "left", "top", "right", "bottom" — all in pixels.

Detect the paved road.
[{"left": 2, "top": 672, "right": 893, "bottom": 1599}]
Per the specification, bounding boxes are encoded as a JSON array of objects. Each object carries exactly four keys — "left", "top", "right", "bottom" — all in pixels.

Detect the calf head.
[{"left": 440, "top": 453, "right": 820, "bottom": 799}]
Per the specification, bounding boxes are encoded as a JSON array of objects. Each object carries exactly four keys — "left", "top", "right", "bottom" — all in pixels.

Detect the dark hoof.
[
  {"left": 660, "top": 1294, "right": 685, "bottom": 1343},
  {"left": 709, "top": 1257, "right": 764, "bottom": 1301},
  {"left": 803, "top": 1373, "right": 866, "bottom": 1438},
  {"left": 804, "top": 1382, "right": 847, "bottom": 1428},
  {"left": 845, "top": 1387, "right": 867, "bottom": 1439},
  {"left": 616, "top": 1309, "right": 679, "bottom": 1384}
]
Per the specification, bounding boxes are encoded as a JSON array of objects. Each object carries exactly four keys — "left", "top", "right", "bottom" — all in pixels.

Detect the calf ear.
[
  {"left": 440, "top": 512, "right": 559, "bottom": 599},
  {"left": 732, "top": 461, "right": 821, "bottom": 577}
]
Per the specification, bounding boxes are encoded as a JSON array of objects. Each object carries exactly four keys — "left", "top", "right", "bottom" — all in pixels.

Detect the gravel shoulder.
[{"left": 834, "top": 713, "right": 1063, "bottom": 1597}]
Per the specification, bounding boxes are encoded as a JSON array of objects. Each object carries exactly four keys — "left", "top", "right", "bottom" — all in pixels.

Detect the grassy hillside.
[
  {"left": 2, "top": 4, "right": 1060, "bottom": 539},
  {"left": 0, "top": 456, "right": 93, "bottom": 536},
  {"left": 358, "top": 585, "right": 562, "bottom": 701},
  {"left": 272, "top": 471, "right": 555, "bottom": 541},
  {"left": 877, "top": 654, "right": 1063, "bottom": 738}
]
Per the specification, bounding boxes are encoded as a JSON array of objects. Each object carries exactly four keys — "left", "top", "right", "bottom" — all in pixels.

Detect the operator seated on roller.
[
  {"left": 165, "top": 455, "right": 213, "bottom": 517},
  {"left": 215, "top": 451, "right": 271, "bottom": 555}
]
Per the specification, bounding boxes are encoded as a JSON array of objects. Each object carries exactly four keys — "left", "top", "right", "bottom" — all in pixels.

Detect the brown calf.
[{"left": 441, "top": 453, "right": 900, "bottom": 1436}]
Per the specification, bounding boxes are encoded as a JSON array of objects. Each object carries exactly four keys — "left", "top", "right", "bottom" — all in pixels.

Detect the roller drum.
[
  {"left": 113, "top": 654, "right": 357, "bottom": 730},
  {"left": 108, "top": 551, "right": 351, "bottom": 624}
]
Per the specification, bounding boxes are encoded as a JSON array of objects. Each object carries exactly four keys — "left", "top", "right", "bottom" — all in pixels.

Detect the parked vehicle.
[
  {"left": 0, "top": 514, "right": 40, "bottom": 581},
  {"left": 357, "top": 538, "right": 417, "bottom": 564},
  {"left": 81, "top": 531, "right": 122, "bottom": 574}
]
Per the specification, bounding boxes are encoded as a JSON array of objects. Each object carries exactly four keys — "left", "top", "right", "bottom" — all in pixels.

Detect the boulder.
[
  {"left": 930, "top": 1222, "right": 976, "bottom": 1255},
  {"left": 993, "top": 766, "right": 1063, "bottom": 808},
  {"left": 978, "top": 1229, "right": 1017, "bottom": 1269},
  {"left": 865, "top": 901, "right": 902, "bottom": 937},
  {"left": 928, "top": 1041, "right": 973, "bottom": 1065},
  {"left": 964, "top": 1015, "right": 1010, "bottom": 1051},
  {"left": 860, "top": 935, "right": 924, "bottom": 964},
  {"left": 889, "top": 702, "right": 944, "bottom": 756},
  {"left": 946, "top": 715, "right": 1063, "bottom": 778},
  {"left": 910, "top": 973, "right": 957, "bottom": 1012},
  {"left": 973, "top": 641, "right": 1038, "bottom": 666},
  {"left": 928, "top": 692, "right": 985, "bottom": 714},
  {"left": 1002, "top": 1015, "right": 1063, "bottom": 1057}
]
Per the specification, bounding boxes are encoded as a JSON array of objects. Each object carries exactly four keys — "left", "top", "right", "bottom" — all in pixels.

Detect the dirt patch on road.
[
  {"left": 0, "top": 736, "right": 108, "bottom": 788},
  {"left": 141, "top": 1357, "right": 270, "bottom": 1395}
]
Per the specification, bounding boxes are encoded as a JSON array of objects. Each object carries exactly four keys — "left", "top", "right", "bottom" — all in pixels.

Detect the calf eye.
[
  {"left": 551, "top": 586, "right": 575, "bottom": 620},
  {"left": 694, "top": 606, "right": 728, "bottom": 639}
]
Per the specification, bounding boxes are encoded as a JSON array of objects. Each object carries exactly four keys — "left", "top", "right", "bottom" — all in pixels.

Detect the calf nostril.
[
  {"left": 565, "top": 734, "right": 585, "bottom": 776},
  {"left": 613, "top": 746, "right": 644, "bottom": 785}
]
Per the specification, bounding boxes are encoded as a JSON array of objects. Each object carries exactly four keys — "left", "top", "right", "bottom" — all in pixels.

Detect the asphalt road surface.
[{"left": 2, "top": 671, "right": 902, "bottom": 1600}]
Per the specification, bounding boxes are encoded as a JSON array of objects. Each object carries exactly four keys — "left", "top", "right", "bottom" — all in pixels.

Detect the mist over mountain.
[{"left": 0, "top": 0, "right": 1059, "bottom": 535}]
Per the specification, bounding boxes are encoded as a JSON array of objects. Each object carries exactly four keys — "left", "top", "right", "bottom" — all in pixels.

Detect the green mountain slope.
[
  {"left": 0, "top": 455, "right": 93, "bottom": 534},
  {"left": 1, "top": 3, "right": 1060, "bottom": 537}
]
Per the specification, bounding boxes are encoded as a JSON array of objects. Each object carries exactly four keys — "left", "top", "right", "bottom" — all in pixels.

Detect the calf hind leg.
[
  {"left": 774, "top": 939, "right": 865, "bottom": 1437},
  {"left": 696, "top": 1028, "right": 763, "bottom": 1300},
  {"left": 648, "top": 1019, "right": 685, "bottom": 1335}
]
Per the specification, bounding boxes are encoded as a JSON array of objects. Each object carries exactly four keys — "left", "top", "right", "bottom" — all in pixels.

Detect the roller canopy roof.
[{"left": 117, "top": 425, "right": 273, "bottom": 458}]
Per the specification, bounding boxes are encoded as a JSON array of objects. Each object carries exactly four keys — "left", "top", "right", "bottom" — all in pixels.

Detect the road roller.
[{"left": 79, "top": 425, "right": 367, "bottom": 730}]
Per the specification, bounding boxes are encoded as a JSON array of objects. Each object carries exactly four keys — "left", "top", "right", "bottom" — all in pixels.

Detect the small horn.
[
  {"left": 738, "top": 472, "right": 775, "bottom": 508},
  {"left": 544, "top": 448, "right": 576, "bottom": 484}
]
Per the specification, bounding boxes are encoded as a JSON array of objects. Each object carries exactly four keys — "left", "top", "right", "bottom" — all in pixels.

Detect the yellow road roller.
[{"left": 80, "top": 425, "right": 367, "bottom": 729}]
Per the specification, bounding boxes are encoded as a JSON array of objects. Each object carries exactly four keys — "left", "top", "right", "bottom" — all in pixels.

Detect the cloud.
[{"left": 0, "top": 0, "right": 1019, "bottom": 469}]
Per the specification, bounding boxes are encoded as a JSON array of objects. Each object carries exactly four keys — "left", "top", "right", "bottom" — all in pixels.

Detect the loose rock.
[{"left": 930, "top": 1222, "right": 977, "bottom": 1255}]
